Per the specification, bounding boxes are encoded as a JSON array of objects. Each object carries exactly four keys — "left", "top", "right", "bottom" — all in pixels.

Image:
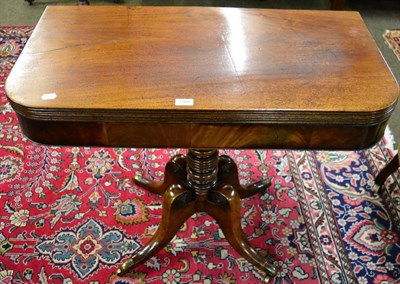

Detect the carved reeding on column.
[{"left": 186, "top": 149, "right": 219, "bottom": 198}]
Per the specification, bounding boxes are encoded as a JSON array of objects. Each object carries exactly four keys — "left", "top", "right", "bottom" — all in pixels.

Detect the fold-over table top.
[{"left": 5, "top": 6, "right": 399, "bottom": 149}]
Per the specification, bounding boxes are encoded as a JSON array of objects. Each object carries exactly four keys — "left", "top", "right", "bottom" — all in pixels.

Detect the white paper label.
[
  {"left": 175, "top": 98, "right": 194, "bottom": 106},
  {"left": 41, "top": 93, "right": 57, "bottom": 100}
]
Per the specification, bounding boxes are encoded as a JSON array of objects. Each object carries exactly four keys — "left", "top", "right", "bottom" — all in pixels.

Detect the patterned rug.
[
  {"left": 1, "top": 26, "right": 400, "bottom": 284},
  {"left": 384, "top": 30, "right": 400, "bottom": 61}
]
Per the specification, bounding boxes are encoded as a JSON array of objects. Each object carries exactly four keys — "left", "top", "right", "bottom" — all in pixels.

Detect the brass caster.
[
  {"left": 265, "top": 263, "right": 277, "bottom": 277},
  {"left": 133, "top": 174, "right": 146, "bottom": 185},
  {"left": 116, "top": 259, "right": 134, "bottom": 277},
  {"left": 372, "top": 184, "right": 380, "bottom": 195},
  {"left": 263, "top": 275, "right": 271, "bottom": 284}
]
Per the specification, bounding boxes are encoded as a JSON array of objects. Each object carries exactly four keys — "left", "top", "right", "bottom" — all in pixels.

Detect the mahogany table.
[{"left": 5, "top": 6, "right": 398, "bottom": 282}]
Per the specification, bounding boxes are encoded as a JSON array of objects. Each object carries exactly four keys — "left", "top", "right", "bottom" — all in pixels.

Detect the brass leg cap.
[
  {"left": 263, "top": 276, "right": 271, "bottom": 284},
  {"left": 372, "top": 184, "right": 380, "bottom": 195},
  {"left": 116, "top": 259, "right": 134, "bottom": 277},
  {"left": 265, "top": 263, "right": 277, "bottom": 277}
]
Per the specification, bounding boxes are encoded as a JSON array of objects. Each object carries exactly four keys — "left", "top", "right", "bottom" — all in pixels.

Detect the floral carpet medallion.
[
  {"left": 36, "top": 219, "right": 138, "bottom": 279},
  {"left": 0, "top": 27, "right": 400, "bottom": 284}
]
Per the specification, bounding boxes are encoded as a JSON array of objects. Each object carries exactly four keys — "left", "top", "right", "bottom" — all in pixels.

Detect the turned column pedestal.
[{"left": 116, "top": 149, "right": 277, "bottom": 282}]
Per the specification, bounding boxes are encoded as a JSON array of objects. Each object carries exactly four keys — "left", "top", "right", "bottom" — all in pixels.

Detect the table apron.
[{"left": 15, "top": 114, "right": 388, "bottom": 150}]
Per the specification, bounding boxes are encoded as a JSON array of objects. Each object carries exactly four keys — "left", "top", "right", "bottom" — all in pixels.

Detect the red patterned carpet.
[
  {"left": 1, "top": 26, "right": 400, "bottom": 284},
  {"left": 384, "top": 30, "right": 400, "bottom": 61}
]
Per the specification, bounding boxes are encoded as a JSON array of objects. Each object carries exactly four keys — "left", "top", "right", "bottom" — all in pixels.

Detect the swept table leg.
[
  {"left": 206, "top": 185, "right": 277, "bottom": 280},
  {"left": 218, "top": 155, "right": 270, "bottom": 199},
  {"left": 117, "top": 184, "right": 196, "bottom": 276},
  {"left": 133, "top": 154, "right": 187, "bottom": 195},
  {"left": 375, "top": 153, "right": 399, "bottom": 186}
]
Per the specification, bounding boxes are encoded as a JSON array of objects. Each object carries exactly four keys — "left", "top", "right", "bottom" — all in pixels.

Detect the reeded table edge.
[{"left": 8, "top": 99, "right": 398, "bottom": 126}]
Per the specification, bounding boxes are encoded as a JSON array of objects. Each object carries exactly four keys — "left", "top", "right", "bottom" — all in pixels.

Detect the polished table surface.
[{"left": 5, "top": 6, "right": 399, "bottom": 150}]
